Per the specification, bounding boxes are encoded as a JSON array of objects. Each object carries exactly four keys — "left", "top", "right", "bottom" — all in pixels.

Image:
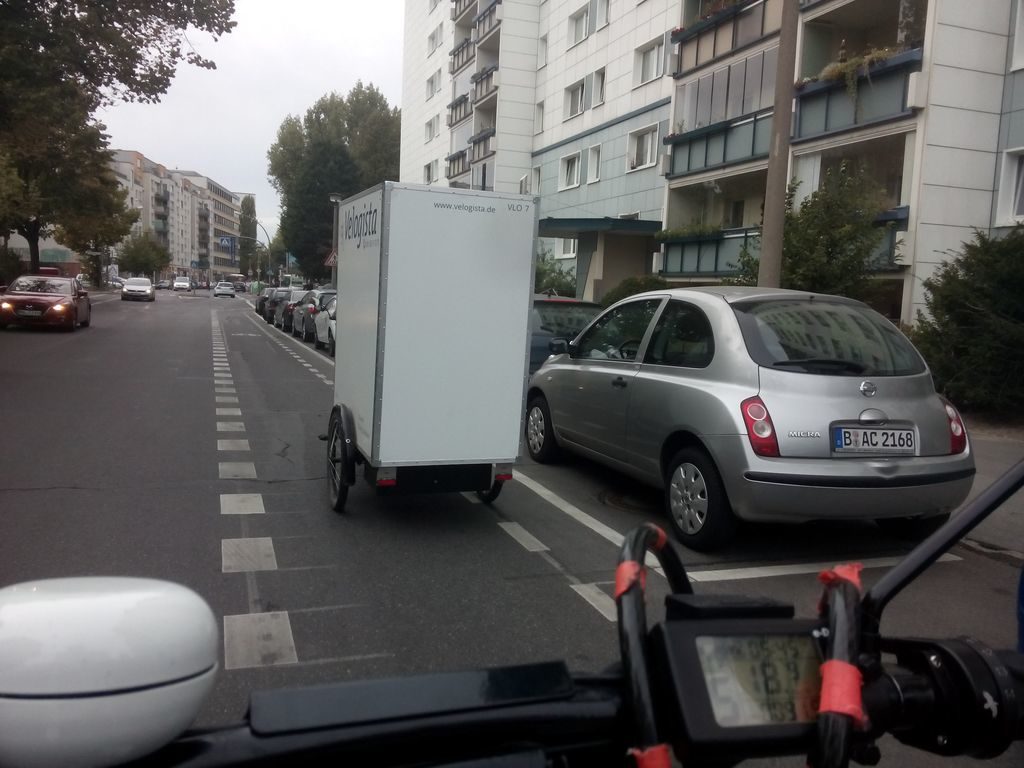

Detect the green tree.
[
  {"left": 601, "top": 275, "right": 670, "bottom": 307},
  {"left": 117, "top": 234, "right": 171, "bottom": 278},
  {"left": 238, "top": 195, "right": 257, "bottom": 276},
  {"left": 730, "top": 163, "right": 887, "bottom": 299},
  {"left": 269, "top": 84, "right": 400, "bottom": 281},
  {"left": 0, "top": 0, "right": 236, "bottom": 114},
  {"left": 55, "top": 183, "right": 139, "bottom": 285},
  {"left": 911, "top": 228, "right": 1024, "bottom": 413},
  {"left": 534, "top": 246, "right": 577, "bottom": 295}
]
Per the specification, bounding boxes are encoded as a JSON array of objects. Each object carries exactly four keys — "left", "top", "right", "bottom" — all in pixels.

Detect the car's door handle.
[{"left": 611, "top": 377, "right": 628, "bottom": 389}]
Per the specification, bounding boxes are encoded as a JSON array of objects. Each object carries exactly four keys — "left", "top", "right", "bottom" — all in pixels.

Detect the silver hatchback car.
[{"left": 525, "top": 287, "right": 975, "bottom": 551}]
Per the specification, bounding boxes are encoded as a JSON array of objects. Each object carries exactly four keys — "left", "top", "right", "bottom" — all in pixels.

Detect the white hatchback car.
[
  {"left": 172, "top": 277, "right": 191, "bottom": 291},
  {"left": 213, "top": 282, "right": 236, "bottom": 298},
  {"left": 314, "top": 295, "right": 337, "bottom": 356}
]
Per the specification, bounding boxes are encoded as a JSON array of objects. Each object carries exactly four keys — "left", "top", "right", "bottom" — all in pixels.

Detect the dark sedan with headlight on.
[{"left": 0, "top": 274, "right": 92, "bottom": 331}]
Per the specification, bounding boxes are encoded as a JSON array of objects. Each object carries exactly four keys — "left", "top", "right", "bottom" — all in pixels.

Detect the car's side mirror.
[{"left": 548, "top": 338, "right": 569, "bottom": 355}]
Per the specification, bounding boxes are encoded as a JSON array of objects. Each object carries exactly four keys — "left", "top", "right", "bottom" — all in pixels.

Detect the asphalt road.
[{"left": 0, "top": 289, "right": 1020, "bottom": 767}]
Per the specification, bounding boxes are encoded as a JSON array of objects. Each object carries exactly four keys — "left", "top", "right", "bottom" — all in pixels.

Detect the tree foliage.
[
  {"left": 601, "top": 276, "right": 670, "bottom": 307},
  {"left": 238, "top": 195, "right": 257, "bottom": 276},
  {"left": 117, "top": 234, "right": 171, "bottom": 277},
  {"left": 730, "top": 163, "right": 887, "bottom": 299},
  {"left": 56, "top": 184, "right": 139, "bottom": 284},
  {"left": 267, "top": 83, "right": 400, "bottom": 280},
  {"left": 0, "top": 0, "right": 236, "bottom": 113},
  {"left": 535, "top": 247, "right": 577, "bottom": 295},
  {"left": 910, "top": 228, "right": 1024, "bottom": 413}
]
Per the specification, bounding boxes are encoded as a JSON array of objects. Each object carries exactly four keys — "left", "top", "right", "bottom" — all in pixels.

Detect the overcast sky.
[{"left": 97, "top": 0, "right": 405, "bottom": 244}]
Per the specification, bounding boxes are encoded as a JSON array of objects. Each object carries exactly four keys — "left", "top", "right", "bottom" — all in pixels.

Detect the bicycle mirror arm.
[{"left": 861, "top": 458, "right": 1024, "bottom": 654}]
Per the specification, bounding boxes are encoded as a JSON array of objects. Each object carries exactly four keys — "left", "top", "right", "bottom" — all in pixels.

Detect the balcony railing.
[
  {"left": 447, "top": 93, "right": 472, "bottom": 126},
  {"left": 794, "top": 48, "right": 922, "bottom": 141},
  {"left": 151, "top": 220, "right": 168, "bottom": 233},
  {"left": 474, "top": 0, "right": 501, "bottom": 44},
  {"left": 660, "top": 227, "right": 760, "bottom": 276},
  {"left": 153, "top": 189, "right": 169, "bottom": 204},
  {"left": 665, "top": 108, "right": 772, "bottom": 177},
  {"left": 472, "top": 65, "right": 498, "bottom": 104},
  {"left": 449, "top": 38, "right": 475, "bottom": 74},
  {"left": 446, "top": 150, "right": 471, "bottom": 179},
  {"left": 673, "top": 0, "right": 781, "bottom": 75},
  {"left": 452, "top": 0, "right": 475, "bottom": 23},
  {"left": 470, "top": 127, "right": 496, "bottom": 161}
]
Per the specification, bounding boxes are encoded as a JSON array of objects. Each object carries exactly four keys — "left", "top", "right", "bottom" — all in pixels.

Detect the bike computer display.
[
  {"left": 651, "top": 617, "right": 823, "bottom": 761},
  {"left": 695, "top": 633, "right": 821, "bottom": 727}
]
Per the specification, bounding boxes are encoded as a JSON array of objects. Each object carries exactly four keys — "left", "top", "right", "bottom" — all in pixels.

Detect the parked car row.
[{"left": 256, "top": 286, "right": 337, "bottom": 357}]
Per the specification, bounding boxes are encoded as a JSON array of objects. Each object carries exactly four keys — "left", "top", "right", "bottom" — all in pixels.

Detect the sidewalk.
[{"left": 961, "top": 417, "right": 1024, "bottom": 556}]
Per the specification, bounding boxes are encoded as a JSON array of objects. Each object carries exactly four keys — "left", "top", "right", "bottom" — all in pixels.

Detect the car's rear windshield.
[
  {"left": 127, "top": 278, "right": 150, "bottom": 286},
  {"left": 531, "top": 300, "right": 602, "bottom": 338},
  {"left": 732, "top": 298, "right": 925, "bottom": 376},
  {"left": 9, "top": 277, "right": 72, "bottom": 295}
]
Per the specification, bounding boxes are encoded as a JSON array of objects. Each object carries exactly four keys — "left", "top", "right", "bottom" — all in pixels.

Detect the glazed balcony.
[
  {"left": 665, "top": 109, "right": 772, "bottom": 177},
  {"left": 659, "top": 226, "right": 760, "bottom": 276},
  {"left": 672, "top": 0, "right": 783, "bottom": 76}
]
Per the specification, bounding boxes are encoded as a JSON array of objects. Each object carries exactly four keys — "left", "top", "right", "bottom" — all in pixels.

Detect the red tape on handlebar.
[
  {"left": 615, "top": 560, "right": 646, "bottom": 599},
  {"left": 818, "top": 563, "right": 863, "bottom": 591},
  {"left": 818, "top": 659, "right": 865, "bottom": 728},
  {"left": 628, "top": 743, "right": 672, "bottom": 768}
]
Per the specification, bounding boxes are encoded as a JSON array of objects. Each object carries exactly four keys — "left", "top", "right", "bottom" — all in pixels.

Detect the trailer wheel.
[
  {"left": 475, "top": 480, "right": 503, "bottom": 504},
  {"left": 326, "top": 410, "right": 349, "bottom": 512}
]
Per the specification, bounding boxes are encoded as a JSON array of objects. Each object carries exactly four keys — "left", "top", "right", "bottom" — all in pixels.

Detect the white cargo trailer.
[{"left": 326, "top": 182, "right": 537, "bottom": 510}]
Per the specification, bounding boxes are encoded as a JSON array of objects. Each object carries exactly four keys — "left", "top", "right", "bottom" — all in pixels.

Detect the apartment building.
[
  {"left": 661, "top": 0, "right": 1018, "bottom": 324},
  {"left": 401, "top": 0, "right": 680, "bottom": 300},
  {"left": 110, "top": 150, "right": 242, "bottom": 281}
]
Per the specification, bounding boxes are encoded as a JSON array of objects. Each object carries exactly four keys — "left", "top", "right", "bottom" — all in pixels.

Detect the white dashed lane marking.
[
  {"left": 222, "top": 537, "right": 277, "bottom": 572},
  {"left": 220, "top": 493, "right": 265, "bottom": 515},
  {"left": 217, "top": 421, "right": 246, "bottom": 432},
  {"left": 218, "top": 439, "right": 250, "bottom": 451},
  {"left": 216, "top": 407, "right": 242, "bottom": 416},
  {"left": 219, "top": 462, "right": 257, "bottom": 479},
  {"left": 216, "top": 396, "right": 239, "bottom": 403},
  {"left": 223, "top": 612, "right": 297, "bottom": 670}
]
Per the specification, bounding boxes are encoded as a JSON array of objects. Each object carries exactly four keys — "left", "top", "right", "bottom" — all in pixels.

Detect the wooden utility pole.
[{"left": 757, "top": 0, "right": 800, "bottom": 287}]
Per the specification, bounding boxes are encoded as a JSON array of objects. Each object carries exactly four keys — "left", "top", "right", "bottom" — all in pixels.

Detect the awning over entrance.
[{"left": 537, "top": 217, "right": 662, "bottom": 238}]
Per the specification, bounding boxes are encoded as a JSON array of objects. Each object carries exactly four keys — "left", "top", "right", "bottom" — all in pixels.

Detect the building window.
[
  {"left": 566, "top": 80, "right": 585, "bottom": 118},
  {"left": 561, "top": 238, "right": 578, "bottom": 257},
  {"left": 1015, "top": 0, "right": 1024, "bottom": 71},
  {"left": 998, "top": 149, "right": 1024, "bottom": 222},
  {"left": 587, "top": 144, "right": 601, "bottom": 183},
  {"left": 636, "top": 37, "right": 665, "bottom": 85},
  {"left": 538, "top": 35, "right": 547, "bottom": 68},
  {"left": 532, "top": 165, "right": 541, "bottom": 194},
  {"left": 424, "top": 114, "right": 440, "bottom": 142},
  {"left": 427, "top": 22, "right": 444, "bottom": 55},
  {"left": 593, "top": 67, "right": 606, "bottom": 105},
  {"left": 535, "top": 101, "right": 545, "bottom": 133},
  {"left": 559, "top": 152, "right": 581, "bottom": 189},
  {"left": 519, "top": 173, "right": 531, "bottom": 194},
  {"left": 627, "top": 125, "right": 658, "bottom": 171},
  {"left": 569, "top": 5, "right": 589, "bottom": 47},
  {"left": 426, "top": 69, "right": 442, "bottom": 99},
  {"left": 429, "top": 0, "right": 441, "bottom": 10},
  {"left": 596, "top": 0, "right": 609, "bottom": 28}
]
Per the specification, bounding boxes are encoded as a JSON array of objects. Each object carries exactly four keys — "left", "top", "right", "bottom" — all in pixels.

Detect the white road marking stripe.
[
  {"left": 222, "top": 537, "right": 277, "bottom": 572},
  {"left": 498, "top": 521, "right": 549, "bottom": 552},
  {"left": 687, "top": 553, "right": 962, "bottom": 583},
  {"left": 288, "top": 603, "right": 365, "bottom": 613},
  {"left": 223, "top": 612, "right": 297, "bottom": 669},
  {"left": 214, "top": 373, "right": 232, "bottom": 379},
  {"left": 460, "top": 492, "right": 482, "bottom": 504},
  {"left": 213, "top": 364, "right": 231, "bottom": 369},
  {"left": 216, "top": 387, "right": 237, "bottom": 394},
  {"left": 570, "top": 583, "right": 617, "bottom": 622},
  {"left": 216, "top": 407, "right": 242, "bottom": 416},
  {"left": 216, "top": 396, "right": 239, "bottom": 403},
  {"left": 217, "top": 421, "right": 245, "bottom": 432},
  {"left": 287, "top": 653, "right": 394, "bottom": 668},
  {"left": 513, "top": 471, "right": 662, "bottom": 571},
  {"left": 220, "top": 493, "right": 265, "bottom": 515},
  {"left": 219, "top": 461, "right": 257, "bottom": 479},
  {"left": 218, "top": 439, "right": 250, "bottom": 451}
]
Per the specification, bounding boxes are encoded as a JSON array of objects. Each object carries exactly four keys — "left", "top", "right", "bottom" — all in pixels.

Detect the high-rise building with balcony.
[
  {"left": 401, "top": 0, "right": 681, "bottom": 301},
  {"left": 110, "top": 150, "right": 244, "bottom": 280},
  {"left": 660, "top": 0, "right": 1018, "bottom": 324}
]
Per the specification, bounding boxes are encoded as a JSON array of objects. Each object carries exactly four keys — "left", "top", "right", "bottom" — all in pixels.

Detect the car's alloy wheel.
[
  {"left": 525, "top": 396, "right": 559, "bottom": 462},
  {"left": 664, "top": 448, "right": 736, "bottom": 552}
]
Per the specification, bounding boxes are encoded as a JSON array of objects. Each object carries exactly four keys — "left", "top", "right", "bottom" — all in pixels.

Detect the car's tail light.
[
  {"left": 741, "top": 396, "right": 779, "bottom": 457},
  {"left": 940, "top": 396, "right": 967, "bottom": 454},
  {"left": 287, "top": 302, "right": 296, "bottom": 310}
]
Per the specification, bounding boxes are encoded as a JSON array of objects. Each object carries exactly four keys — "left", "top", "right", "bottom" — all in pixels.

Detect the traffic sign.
[{"left": 324, "top": 249, "right": 337, "bottom": 267}]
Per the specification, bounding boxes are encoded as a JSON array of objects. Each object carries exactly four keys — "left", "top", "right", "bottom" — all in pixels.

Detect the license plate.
[
  {"left": 832, "top": 427, "right": 915, "bottom": 455},
  {"left": 17, "top": 309, "right": 41, "bottom": 317}
]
